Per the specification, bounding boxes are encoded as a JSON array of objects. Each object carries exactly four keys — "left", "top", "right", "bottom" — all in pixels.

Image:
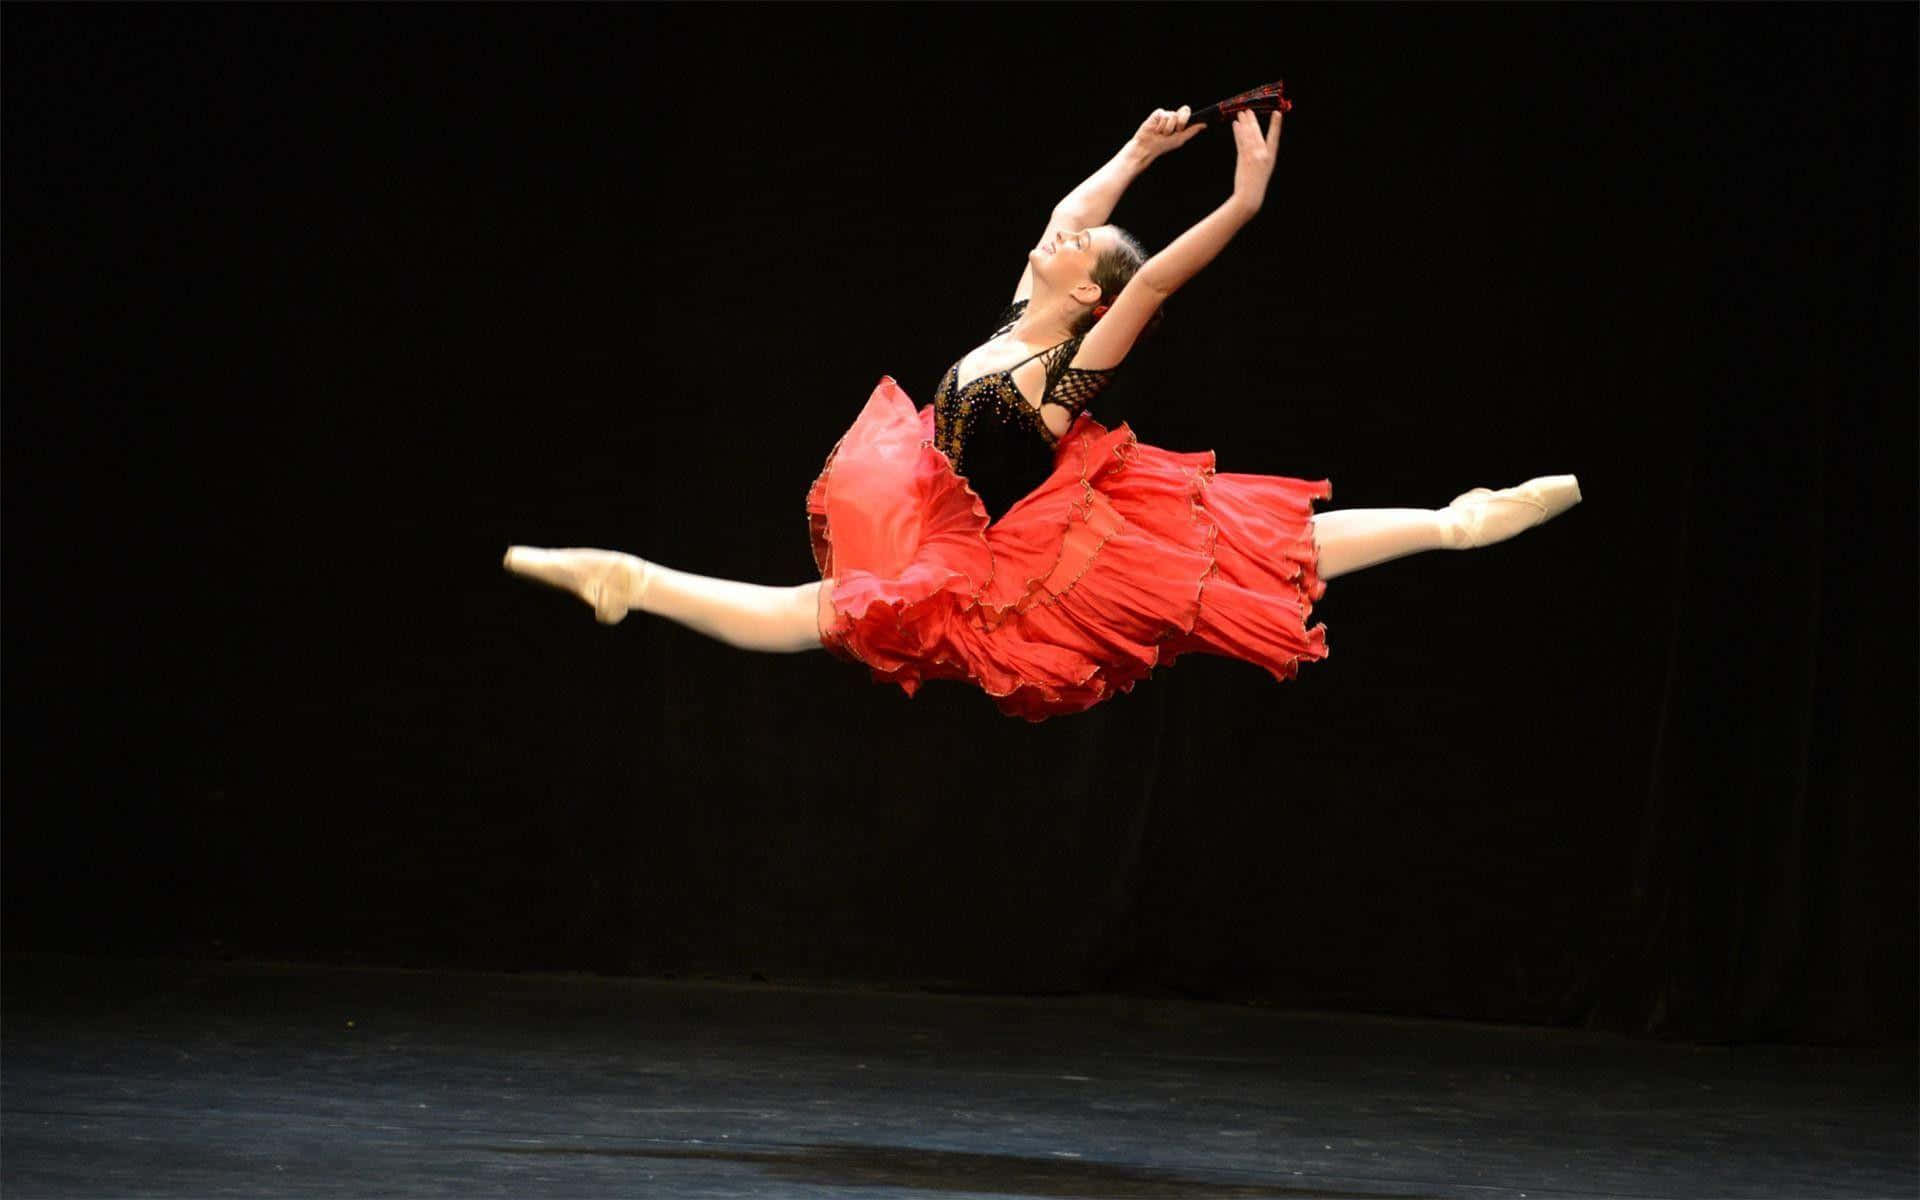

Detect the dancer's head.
[{"left": 1029, "top": 225, "right": 1161, "bottom": 338}]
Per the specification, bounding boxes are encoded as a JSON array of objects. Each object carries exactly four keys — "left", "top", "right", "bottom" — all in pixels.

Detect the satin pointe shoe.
[
  {"left": 502, "top": 547, "right": 650, "bottom": 625},
  {"left": 1438, "top": 474, "right": 1583, "bottom": 549}
]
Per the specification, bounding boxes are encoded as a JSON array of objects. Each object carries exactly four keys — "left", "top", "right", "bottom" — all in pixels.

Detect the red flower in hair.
[{"left": 1092, "top": 303, "right": 1110, "bottom": 320}]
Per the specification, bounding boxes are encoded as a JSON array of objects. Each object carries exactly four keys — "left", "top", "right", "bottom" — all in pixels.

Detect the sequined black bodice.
[{"left": 932, "top": 300, "right": 1117, "bottom": 520}]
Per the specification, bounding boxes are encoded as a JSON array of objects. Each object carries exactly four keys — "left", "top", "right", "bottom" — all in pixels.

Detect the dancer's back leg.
[
  {"left": 1311, "top": 474, "right": 1581, "bottom": 581},
  {"left": 1310, "top": 508, "right": 1449, "bottom": 580},
  {"left": 504, "top": 547, "right": 825, "bottom": 654}
]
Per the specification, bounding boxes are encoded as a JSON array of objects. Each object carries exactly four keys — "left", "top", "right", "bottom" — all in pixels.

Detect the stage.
[{"left": 5, "top": 955, "right": 1911, "bottom": 1198}]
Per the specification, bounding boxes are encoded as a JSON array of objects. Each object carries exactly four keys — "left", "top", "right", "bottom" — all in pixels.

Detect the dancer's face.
[{"left": 1029, "top": 224, "right": 1120, "bottom": 298}]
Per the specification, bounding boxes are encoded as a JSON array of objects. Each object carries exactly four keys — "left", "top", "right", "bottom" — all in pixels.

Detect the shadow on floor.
[{"left": 473, "top": 1141, "right": 1442, "bottom": 1198}]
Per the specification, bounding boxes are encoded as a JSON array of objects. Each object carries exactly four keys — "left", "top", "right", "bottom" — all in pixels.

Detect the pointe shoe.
[
  {"left": 1439, "top": 474, "right": 1583, "bottom": 549},
  {"left": 502, "top": 546, "right": 650, "bottom": 625}
]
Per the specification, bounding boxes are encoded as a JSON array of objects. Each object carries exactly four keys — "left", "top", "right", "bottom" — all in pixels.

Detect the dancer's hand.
[
  {"left": 1130, "top": 106, "right": 1204, "bottom": 160},
  {"left": 1229, "top": 108, "right": 1284, "bottom": 214}
]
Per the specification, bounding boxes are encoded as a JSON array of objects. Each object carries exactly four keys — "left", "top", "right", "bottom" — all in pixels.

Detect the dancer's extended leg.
[
  {"left": 1310, "top": 508, "right": 1450, "bottom": 580},
  {"left": 1311, "top": 474, "right": 1582, "bottom": 581},
  {"left": 503, "top": 547, "right": 824, "bottom": 653}
]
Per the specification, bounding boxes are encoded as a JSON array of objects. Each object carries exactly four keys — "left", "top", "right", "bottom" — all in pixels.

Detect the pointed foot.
[
  {"left": 1441, "top": 475, "right": 1582, "bottom": 549},
  {"left": 502, "top": 546, "right": 647, "bottom": 624}
]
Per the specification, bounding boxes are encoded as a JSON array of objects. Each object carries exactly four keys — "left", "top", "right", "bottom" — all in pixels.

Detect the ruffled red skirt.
[{"left": 806, "top": 377, "right": 1331, "bottom": 721}]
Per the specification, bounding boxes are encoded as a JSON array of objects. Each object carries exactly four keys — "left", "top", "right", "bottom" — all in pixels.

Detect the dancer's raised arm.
[
  {"left": 1013, "top": 106, "right": 1206, "bottom": 305},
  {"left": 1073, "top": 108, "right": 1282, "bottom": 370}
]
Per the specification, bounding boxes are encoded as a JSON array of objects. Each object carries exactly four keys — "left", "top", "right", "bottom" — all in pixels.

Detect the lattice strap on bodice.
[
  {"left": 992, "top": 302, "right": 1117, "bottom": 417},
  {"left": 1034, "top": 340, "right": 1113, "bottom": 417}
]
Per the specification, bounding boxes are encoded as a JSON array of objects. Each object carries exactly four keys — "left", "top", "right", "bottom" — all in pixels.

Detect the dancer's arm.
[
  {"left": 1012, "top": 106, "right": 1205, "bottom": 304},
  {"left": 1073, "top": 108, "right": 1283, "bottom": 370}
]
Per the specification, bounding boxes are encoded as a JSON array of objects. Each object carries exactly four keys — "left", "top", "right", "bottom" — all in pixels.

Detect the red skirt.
[{"left": 806, "top": 377, "right": 1331, "bottom": 721}]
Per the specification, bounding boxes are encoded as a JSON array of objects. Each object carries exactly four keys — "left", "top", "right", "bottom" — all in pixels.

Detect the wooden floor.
[{"left": 4, "top": 955, "right": 1913, "bottom": 1198}]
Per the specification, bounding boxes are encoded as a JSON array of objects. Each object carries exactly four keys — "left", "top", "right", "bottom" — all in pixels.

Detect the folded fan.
[{"left": 1189, "top": 79, "right": 1293, "bottom": 128}]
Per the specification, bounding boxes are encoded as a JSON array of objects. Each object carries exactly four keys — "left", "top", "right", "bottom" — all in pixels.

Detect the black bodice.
[{"left": 931, "top": 300, "right": 1117, "bottom": 520}]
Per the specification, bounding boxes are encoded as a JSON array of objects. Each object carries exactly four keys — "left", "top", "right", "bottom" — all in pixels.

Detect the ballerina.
[{"left": 505, "top": 101, "right": 1581, "bottom": 721}]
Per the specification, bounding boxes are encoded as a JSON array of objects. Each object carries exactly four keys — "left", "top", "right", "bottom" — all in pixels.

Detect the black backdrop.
[{"left": 5, "top": 5, "right": 1913, "bottom": 1044}]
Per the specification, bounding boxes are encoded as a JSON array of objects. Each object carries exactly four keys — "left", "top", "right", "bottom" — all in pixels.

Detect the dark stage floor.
[{"left": 3, "top": 956, "right": 1913, "bottom": 1199}]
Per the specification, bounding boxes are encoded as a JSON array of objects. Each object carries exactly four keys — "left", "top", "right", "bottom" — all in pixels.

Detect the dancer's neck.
[{"left": 1014, "top": 285, "right": 1086, "bottom": 346}]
